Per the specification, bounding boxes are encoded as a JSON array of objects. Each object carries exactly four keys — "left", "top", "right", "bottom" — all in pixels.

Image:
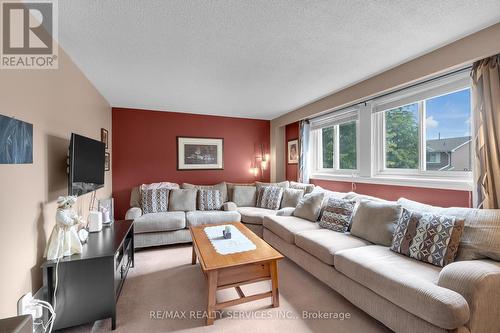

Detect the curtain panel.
[
  {"left": 298, "top": 120, "right": 310, "bottom": 183},
  {"left": 471, "top": 54, "right": 500, "bottom": 209}
]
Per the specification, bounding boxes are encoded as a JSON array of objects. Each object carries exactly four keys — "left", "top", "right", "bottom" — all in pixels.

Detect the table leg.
[
  {"left": 206, "top": 270, "right": 218, "bottom": 325},
  {"left": 191, "top": 246, "right": 197, "bottom": 265},
  {"left": 270, "top": 260, "right": 279, "bottom": 308}
]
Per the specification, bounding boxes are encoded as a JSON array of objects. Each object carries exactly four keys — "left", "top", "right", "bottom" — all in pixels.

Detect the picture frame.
[
  {"left": 177, "top": 136, "right": 224, "bottom": 170},
  {"left": 101, "top": 128, "right": 109, "bottom": 149},
  {"left": 98, "top": 197, "right": 114, "bottom": 224},
  {"left": 104, "top": 152, "right": 110, "bottom": 171},
  {"left": 287, "top": 139, "right": 298, "bottom": 164}
]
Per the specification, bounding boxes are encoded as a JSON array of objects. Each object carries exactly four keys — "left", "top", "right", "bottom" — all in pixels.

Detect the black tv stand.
[{"left": 41, "top": 220, "right": 134, "bottom": 330}]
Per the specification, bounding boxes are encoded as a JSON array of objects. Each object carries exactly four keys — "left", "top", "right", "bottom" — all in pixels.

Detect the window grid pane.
[
  {"left": 385, "top": 103, "right": 419, "bottom": 169},
  {"left": 339, "top": 121, "right": 357, "bottom": 170},
  {"left": 424, "top": 89, "right": 472, "bottom": 172},
  {"left": 322, "top": 127, "right": 334, "bottom": 169}
]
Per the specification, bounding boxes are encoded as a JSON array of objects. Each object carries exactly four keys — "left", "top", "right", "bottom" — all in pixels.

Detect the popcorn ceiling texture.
[{"left": 58, "top": 1, "right": 500, "bottom": 119}]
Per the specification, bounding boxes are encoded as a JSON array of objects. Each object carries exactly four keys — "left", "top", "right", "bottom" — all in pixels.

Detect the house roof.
[{"left": 426, "top": 136, "right": 471, "bottom": 153}]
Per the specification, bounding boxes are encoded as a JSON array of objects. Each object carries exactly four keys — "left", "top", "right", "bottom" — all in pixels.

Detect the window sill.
[{"left": 310, "top": 172, "right": 473, "bottom": 191}]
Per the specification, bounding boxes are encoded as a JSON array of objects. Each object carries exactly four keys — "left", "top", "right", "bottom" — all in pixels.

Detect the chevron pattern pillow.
[
  {"left": 256, "top": 186, "right": 284, "bottom": 210},
  {"left": 141, "top": 188, "right": 169, "bottom": 214},
  {"left": 198, "top": 189, "right": 223, "bottom": 211},
  {"left": 391, "top": 208, "right": 464, "bottom": 267}
]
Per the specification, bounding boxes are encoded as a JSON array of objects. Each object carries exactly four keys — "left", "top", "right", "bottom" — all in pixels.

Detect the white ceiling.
[{"left": 58, "top": 1, "right": 500, "bottom": 120}]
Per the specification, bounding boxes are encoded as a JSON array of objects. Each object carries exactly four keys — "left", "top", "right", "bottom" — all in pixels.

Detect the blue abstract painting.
[{"left": 0, "top": 114, "right": 33, "bottom": 164}]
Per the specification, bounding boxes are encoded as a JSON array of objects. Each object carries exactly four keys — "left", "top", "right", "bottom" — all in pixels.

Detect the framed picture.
[
  {"left": 104, "top": 152, "right": 110, "bottom": 171},
  {"left": 287, "top": 139, "right": 298, "bottom": 164},
  {"left": 0, "top": 114, "right": 33, "bottom": 164},
  {"left": 101, "top": 128, "right": 109, "bottom": 149},
  {"left": 177, "top": 137, "right": 224, "bottom": 170}
]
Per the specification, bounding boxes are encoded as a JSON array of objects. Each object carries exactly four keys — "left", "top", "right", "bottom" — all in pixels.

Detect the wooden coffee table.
[{"left": 190, "top": 222, "right": 284, "bottom": 325}]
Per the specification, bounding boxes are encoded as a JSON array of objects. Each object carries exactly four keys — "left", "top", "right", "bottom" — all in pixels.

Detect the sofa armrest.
[
  {"left": 222, "top": 202, "right": 238, "bottom": 211},
  {"left": 438, "top": 259, "right": 500, "bottom": 333},
  {"left": 277, "top": 207, "right": 295, "bottom": 216},
  {"left": 125, "top": 207, "right": 142, "bottom": 220}
]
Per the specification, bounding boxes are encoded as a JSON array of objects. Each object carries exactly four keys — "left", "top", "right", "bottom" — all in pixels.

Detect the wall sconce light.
[{"left": 249, "top": 144, "right": 269, "bottom": 177}]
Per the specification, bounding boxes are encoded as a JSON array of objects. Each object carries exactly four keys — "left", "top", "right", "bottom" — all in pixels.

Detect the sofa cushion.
[
  {"left": 134, "top": 211, "right": 186, "bottom": 233},
  {"left": 281, "top": 188, "right": 304, "bottom": 208},
  {"left": 130, "top": 186, "right": 141, "bottom": 207},
  {"left": 186, "top": 211, "right": 241, "bottom": 227},
  {"left": 256, "top": 186, "right": 284, "bottom": 210},
  {"left": 289, "top": 181, "right": 315, "bottom": 194},
  {"left": 197, "top": 189, "right": 223, "bottom": 211},
  {"left": 232, "top": 185, "right": 257, "bottom": 207},
  {"left": 263, "top": 215, "right": 320, "bottom": 244},
  {"left": 169, "top": 189, "right": 197, "bottom": 211},
  {"left": 182, "top": 182, "right": 228, "bottom": 203},
  {"left": 319, "top": 197, "right": 356, "bottom": 232},
  {"left": 350, "top": 200, "right": 401, "bottom": 246},
  {"left": 295, "top": 229, "right": 371, "bottom": 265},
  {"left": 398, "top": 198, "right": 500, "bottom": 261},
  {"left": 334, "top": 245, "right": 470, "bottom": 329},
  {"left": 238, "top": 207, "right": 277, "bottom": 225},
  {"left": 293, "top": 191, "right": 325, "bottom": 222},
  {"left": 391, "top": 208, "right": 464, "bottom": 267},
  {"left": 141, "top": 188, "right": 169, "bottom": 214},
  {"left": 255, "top": 180, "right": 289, "bottom": 190},
  {"left": 227, "top": 182, "right": 254, "bottom": 202}
]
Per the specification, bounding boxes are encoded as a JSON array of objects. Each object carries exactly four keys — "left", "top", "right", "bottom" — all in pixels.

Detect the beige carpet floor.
[{"left": 61, "top": 244, "right": 391, "bottom": 333}]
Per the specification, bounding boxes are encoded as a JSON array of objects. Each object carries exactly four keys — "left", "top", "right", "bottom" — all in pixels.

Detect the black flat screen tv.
[{"left": 68, "top": 133, "right": 105, "bottom": 196}]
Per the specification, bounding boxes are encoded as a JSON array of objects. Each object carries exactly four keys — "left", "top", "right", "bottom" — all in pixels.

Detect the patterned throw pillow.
[
  {"left": 319, "top": 197, "right": 356, "bottom": 232},
  {"left": 391, "top": 208, "right": 464, "bottom": 267},
  {"left": 198, "top": 189, "right": 223, "bottom": 211},
  {"left": 256, "top": 186, "right": 284, "bottom": 210},
  {"left": 141, "top": 188, "right": 169, "bottom": 214}
]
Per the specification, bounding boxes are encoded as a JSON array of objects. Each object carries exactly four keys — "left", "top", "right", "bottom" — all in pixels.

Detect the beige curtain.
[{"left": 471, "top": 54, "right": 500, "bottom": 209}]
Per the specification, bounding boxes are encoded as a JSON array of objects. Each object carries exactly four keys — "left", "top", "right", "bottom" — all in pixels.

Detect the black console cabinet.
[{"left": 41, "top": 220, "right": 134, "bottom": 331}]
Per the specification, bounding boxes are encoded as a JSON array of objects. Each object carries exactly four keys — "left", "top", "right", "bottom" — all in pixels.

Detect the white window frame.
[
  {"left": 309, "top": 69, "right": 473, "bottom": 191},
  {"left": 427, "top": 152, "right": 441, "bottom": 164},
  {"left": 310, "top": 108, "right": 360, "bottom": 176},
  {"left": 373, "top": 87, "right": 472, "bottom": 181}
]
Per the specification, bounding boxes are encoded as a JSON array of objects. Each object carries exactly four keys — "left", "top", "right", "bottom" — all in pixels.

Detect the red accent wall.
[
  {"left": 311, "top": 179, "right": 471, "bottom": 208},
  {"left": 285, "top": 122, "right": 299, "bottom": 181},
  {"left": 112, "top": 108, "right": 270, "bottom": 219}
]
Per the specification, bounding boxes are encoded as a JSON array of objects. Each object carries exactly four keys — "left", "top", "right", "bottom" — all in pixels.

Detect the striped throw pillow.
[
  {"left": 141, "top": 188, "right": 169, "bottom": 214},
  {"left": 256, "top": 186, "right": 284, "bottom": 210},
  {"left": 198, "top": 189, "right": 223, "bottom": 211}
]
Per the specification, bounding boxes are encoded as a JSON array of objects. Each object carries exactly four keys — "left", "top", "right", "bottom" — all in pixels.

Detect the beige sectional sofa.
[{"left": 263, "top": 190, "right": 500, "bottom": 333}]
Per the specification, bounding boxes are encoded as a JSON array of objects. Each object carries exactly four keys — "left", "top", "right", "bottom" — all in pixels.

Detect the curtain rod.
[{"left": 309, "top": 65, "right": 473, "bottom": 121}]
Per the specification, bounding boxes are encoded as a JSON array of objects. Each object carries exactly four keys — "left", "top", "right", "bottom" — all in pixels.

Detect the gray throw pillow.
[
  {"left": 281, "top": 188, "right": 304, "bottom": 208},
  {"left": 290, "top": 181, "right": 315, "bottom": 194},
  {"left": 350, "top": 200, "right": 402, "bottom": 246},
  {"left": 255, "top": 181, "right": 289, "bottom": 191},
  {"left": 169, "top": 189, "right": 197, "bottom": 211},
  {"left": 293, "top": 191, "right": 325, "bottom": 222},
  {"left": 232, "top": 185, "right": 257, "bottom": 207}
]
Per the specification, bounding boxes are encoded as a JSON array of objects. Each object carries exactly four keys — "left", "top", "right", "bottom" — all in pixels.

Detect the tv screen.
[{"left": 68, "top": 133, "right": 105, "bottom": 196}]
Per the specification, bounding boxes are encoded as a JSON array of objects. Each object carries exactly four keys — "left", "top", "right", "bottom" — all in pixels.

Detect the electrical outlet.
[{"left": 18, "top": 292, "right": 43, "bottom": 319}]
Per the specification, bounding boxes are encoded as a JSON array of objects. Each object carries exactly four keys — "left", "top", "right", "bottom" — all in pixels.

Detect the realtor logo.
[{"left": 1, "top": 0, "right": 58, "bottom": 69}]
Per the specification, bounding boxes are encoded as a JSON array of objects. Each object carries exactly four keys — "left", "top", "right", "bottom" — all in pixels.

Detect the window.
[
  {"left": 310, "top": 108, "right": 359, "bottom": 174},
  {"left": 309, "top": 69, "right": 473, "bottom": 190},
  {"left": 385, "top": 103, "right": 419, "bottom": 169},
  {"left": 375, "top": 87, "right": 472, "bottom": 176}
]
